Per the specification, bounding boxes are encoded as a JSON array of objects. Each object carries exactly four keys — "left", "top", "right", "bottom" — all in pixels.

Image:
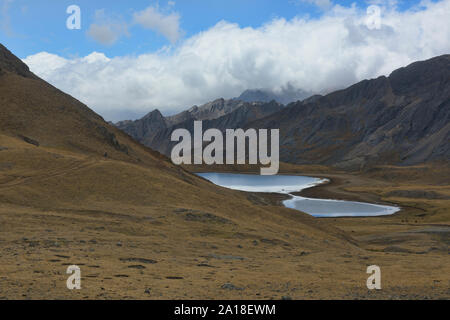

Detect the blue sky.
[
  {"left": 1, "top": 0, "right": 448, "bottom": 121},
  {"left": 1, "top": 0, "right": 428, "bottom": 58}
]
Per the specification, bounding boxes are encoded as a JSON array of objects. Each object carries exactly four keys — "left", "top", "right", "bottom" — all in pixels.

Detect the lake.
[{"left": 197, "top": 172, "right": 400, "bottom": 218}]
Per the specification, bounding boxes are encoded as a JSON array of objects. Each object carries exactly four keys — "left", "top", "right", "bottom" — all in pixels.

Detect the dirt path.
[{"left": 0, "top": 158, "right": 98, "bottom": 189}]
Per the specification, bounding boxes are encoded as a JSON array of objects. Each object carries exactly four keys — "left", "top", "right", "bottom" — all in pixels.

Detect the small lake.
[{"left": 197, "top": 173, "right": 400, "bottom": 218}]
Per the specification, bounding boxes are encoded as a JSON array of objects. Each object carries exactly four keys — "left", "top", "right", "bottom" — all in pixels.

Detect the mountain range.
[
  {"left": 249, "top": 55, "right": 450, "bottom": 169},
  {"left": 115, "top": 55, "right": 450, "bottom": 170},
  {"left": 115, "top": 98, "right": 284, "bottom": 156}
]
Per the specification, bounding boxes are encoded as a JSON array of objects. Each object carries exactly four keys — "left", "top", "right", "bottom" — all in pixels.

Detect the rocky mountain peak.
[
  {"left": 143, "top": 109, "right": 165, "bottom": 121},
  {"left": 0, "top": 43, "right": 35, "bottom": 78},
  {"left": 389, "top": 54, "right": 450, "bottom": 96},
  {"left": 237, "top": 86, "right": 312, "bottom": 104}
]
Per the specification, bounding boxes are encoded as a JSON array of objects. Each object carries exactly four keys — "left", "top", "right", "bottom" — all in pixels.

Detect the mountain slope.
[
  {"left": 0, "top": 43, "right": 368, "bottom": 299},
  {"left": 248, "top": 55, "right": 450, "bottom": 169},
  {"left": 237, "top": 86, "right": 312, "bottom": 104},
  {"left": 115, "top": 98, "right": 283, "bottom": 155},
  {"left": 167, "top": 98, "right": 248, "bottom": 124},
  {"left": 115, "top": 98, "right": 249, "bottom": 147},
  {"left": 114, "top": 109, "right": 168, "bottom": 151},
  {"left": 150, "top": 100, "right": 283, "bottom": 155},
  {"left": 0, "top": 44, "right": 167, "bottom": 165}
]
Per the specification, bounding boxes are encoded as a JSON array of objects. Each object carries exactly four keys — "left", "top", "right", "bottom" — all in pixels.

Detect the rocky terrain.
[
  {"left": 249, "top": 55, "right": 450, "bottom": 169},
  {"left": 115, "top": 85, "right": 312, "bottom": 150},
  {"left": 235, "top": 86, "right": 313, "bottom": 104},
  {"left": 116, "top": 98, "right": 283, "bottom": 155}
]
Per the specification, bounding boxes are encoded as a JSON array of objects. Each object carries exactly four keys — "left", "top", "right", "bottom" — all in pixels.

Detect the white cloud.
[
  {"left": 133, "top": 5, "right": 182, "bottom": 43},
  {"left": 23, "top": 0, "right": 450, "bottom": 121},
  {"left": 87, "top": 9, "right": 129, "bottom": 46},
  {"left": 88, "top": 24, "right": 120, "bottom": 45},
  {"left": 22, "top": 52, "right": 68, "bottom": 77},
  {"left": 366, "top": 0, "right": 398, "bottom": 8}
]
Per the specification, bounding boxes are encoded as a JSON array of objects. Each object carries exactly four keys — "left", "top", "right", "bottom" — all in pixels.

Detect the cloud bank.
[
  {"left": 133, "top": 6, "right": 182, "bottom": 44},
  {"left": 87, "top": 9, "right": 129, "bottom": 46},
  {"left": 23, "top": 0, "right": 450, "bottom": 121}
]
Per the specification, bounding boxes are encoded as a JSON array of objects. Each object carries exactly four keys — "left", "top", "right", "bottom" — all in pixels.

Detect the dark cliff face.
[
  {"left": 237, "top": 87, "right": 313, "bottom": 104},
  {"left": 249, "top": 55, "right": 450, "bottom": 169},
  {"left": 115, "top": 98, "right": 247, "bottom": 144},
  {"left": 115, "top": 98, "right": 283, "bottom": 155},
  {"left": 0, "top": 44, "right": 37, "bottom": 79},
  {"left": 389, "top": 55, "right": 450, "bottom": 97},
  {"left": 150, "top": 101, "right": 284, "bottom": 155},
  {"left": 116, "top": 109, "right": 168, "bottom": 146}
]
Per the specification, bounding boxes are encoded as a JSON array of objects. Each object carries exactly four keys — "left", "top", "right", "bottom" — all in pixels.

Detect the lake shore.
[
  {"left": 187, "top": 162, "right": 449, "bottom": 255},
  {"left": 196, "top": 172, "right": 400, "bottom": 217},
  {"left": 1, "top": 151, "right": 448, "bottom": 299},
  {"left": 186, "top": 163, "right": 445, "bottom": 219},
  {"left": 291, "top": 173, "right": 403, "bottom": 209}
]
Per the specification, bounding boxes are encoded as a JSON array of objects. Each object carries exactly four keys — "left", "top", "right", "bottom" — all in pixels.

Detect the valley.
[
  {"left": 0, "top": 43, "right": 448, "bottom": 300},
  {"left": 0, "top": 144, "right": 448, "bottom": 299}
]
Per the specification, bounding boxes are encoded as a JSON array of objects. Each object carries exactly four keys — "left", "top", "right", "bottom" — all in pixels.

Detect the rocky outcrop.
[
  {"left": 237, "top": 86, "right": 313, "bottom": 104},
  {"left": 150, "top": 101, "right": 283, "bottom": 155},
  {"left": 115, "top": 98, "right": 283, "bottom": 155},
  {"left": 116, "top": 109, "right": 168, "bottom": 147},
  {"left": 0, "top": 44, "right": 36, "bottom": 79},
  {"left": 168, "top": 98, "right": 247, "bottom": 124}
]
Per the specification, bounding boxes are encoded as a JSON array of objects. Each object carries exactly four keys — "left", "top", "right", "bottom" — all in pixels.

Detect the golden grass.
[
  {"left": 0, "top": 136, "right": 448, "bottom": 299},
  {"left": 0, "top": 70, "right": 448, "bottom": 299}
]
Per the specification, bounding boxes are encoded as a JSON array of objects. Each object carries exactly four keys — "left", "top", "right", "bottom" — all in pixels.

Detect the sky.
[{"left": 1, "top": 0, "right": 450, "bottom": 121}]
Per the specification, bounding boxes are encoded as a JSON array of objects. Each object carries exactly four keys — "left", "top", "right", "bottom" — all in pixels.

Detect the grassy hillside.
[{"left": 0, "top": 44, "right": 448, "bottom": 299}]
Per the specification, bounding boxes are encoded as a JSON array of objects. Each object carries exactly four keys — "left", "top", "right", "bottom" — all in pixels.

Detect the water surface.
[{"left": 197, "top": 172, "right": 400, "bottom": 218}]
